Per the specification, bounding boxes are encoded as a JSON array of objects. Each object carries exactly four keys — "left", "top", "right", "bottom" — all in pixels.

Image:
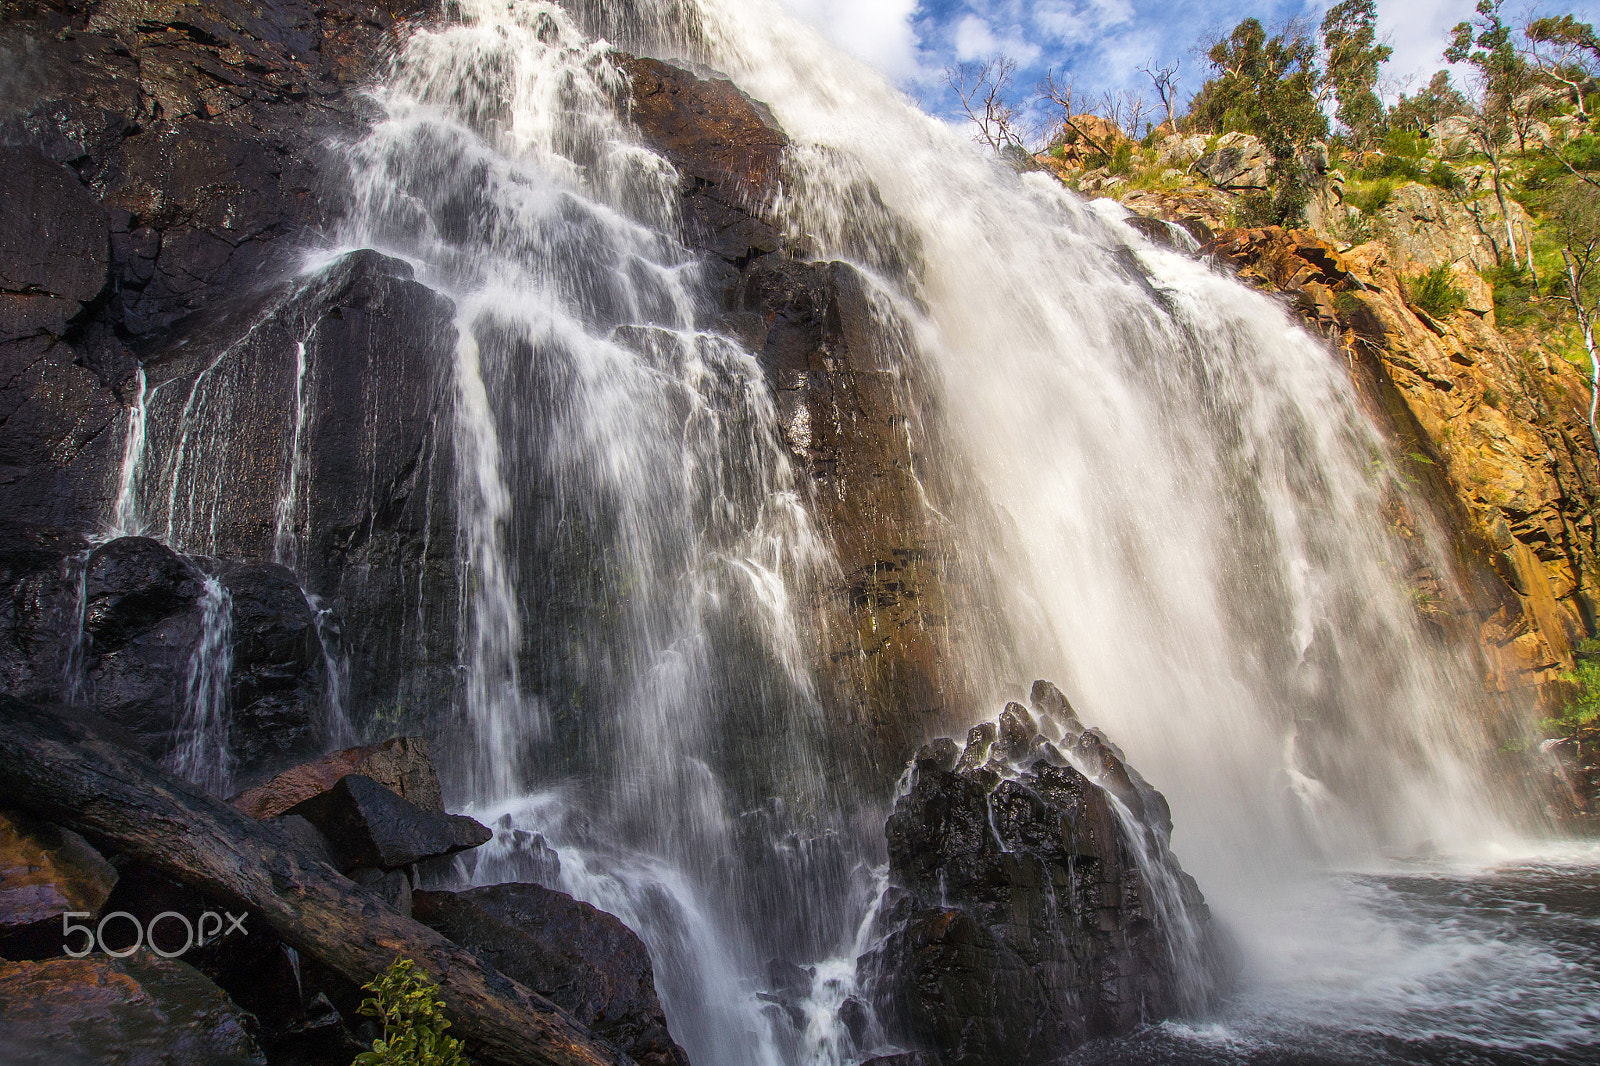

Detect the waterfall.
[
  {"left": 168, "top": 575, "right": 237, "bottom": 796},
  {"left": 333, "top": 6, "right": 845, "bottom": 1062},
  {"left": 109, "top": 363, "right": 149, "bottom": 538},
  {"left": 662, "top": 0, "right": 1523, "bottom": 870},
  {"left": 310, "top": 0, "right": 1549, "bottom": 1062}
]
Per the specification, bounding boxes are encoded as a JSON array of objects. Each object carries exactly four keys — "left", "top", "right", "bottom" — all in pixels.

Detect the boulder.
[
  {"left": 232, "top": 735, "right": 445, "bottom": 820},
  {"left": 0, "top": 808, "right": 118, "bottom": 958},
  {"left": 0, "top": 955, "right": 266, "bottom": 1066},
  {"left": 859, "top": 683, "right": 1219, "bottom": 1065},
  {"left": 70, "top": 537, "right": 328, "bottom": 788},
  {"left": 285, "top": 774, "right": 490, "bottom": 873},
  {"left": 414, "top": 883, "right": 690, "bottom": 1066},
  {"left": 1194, "top": 131, "right": 1270, "bottom": 190}
]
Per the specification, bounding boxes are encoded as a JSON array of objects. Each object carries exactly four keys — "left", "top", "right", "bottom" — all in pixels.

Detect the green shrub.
[
  {"left": 1346, "top": 178, "right": 1394, "bottom": 215},
  {"left": 353, "top": 958, "right": 466, "bottom": 1066},
  {"left": 1487, "top": 264, "right": 1542, "bottom": 329},
  {"left": 1405, "top": 264, "right": 1466, "bottom": 319},
  {"left": 1426, "top": 162, "right": 1460, "bottom": 190},
  {"left": 1361, "top": 154, "right": 1426, "bottom": 184},
  {"left": 1109, "top": 141, "right": 1134, "bottom": 176},
  {"left": 1384, "top": 128, "right": 1427, "bottom": 159},
  {"left": 1542, "top": 639, "right": 1600, "bottom": 736}
]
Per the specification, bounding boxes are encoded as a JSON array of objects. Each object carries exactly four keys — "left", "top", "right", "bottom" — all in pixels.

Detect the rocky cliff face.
[
  {"left": 1202, "top": 226, "right": 1597, "bottom": 710},
  {"left": 614, "top": 53, "right": 995, "bottom": 784},
  {"left": 1, "top": 0, "right": 986, "bottom": 793},
  {"left": 0, "top": 0, "right": 464, "bottom": 788}
]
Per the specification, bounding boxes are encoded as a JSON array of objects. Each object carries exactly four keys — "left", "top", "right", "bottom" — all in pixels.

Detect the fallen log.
[{"left": 0, "top": 697, "right": 633, "bottom": 1066}]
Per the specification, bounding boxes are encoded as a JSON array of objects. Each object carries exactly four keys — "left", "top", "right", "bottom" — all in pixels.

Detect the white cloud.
[
  {"left": 777, "top": 0, "right": 924, "bottom": 80},
  {"left": 1374, "top": 0, "right": 1476, "bottom": 98},
  {"left": 952, "top": 12, "right": 1045, "bottom": 64}
]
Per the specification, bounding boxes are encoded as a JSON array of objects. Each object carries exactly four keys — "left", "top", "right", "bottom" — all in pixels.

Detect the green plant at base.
[
  {"left": 1406, "top": 264, "right": 1467, "bottom": 319},
  {"left": 1542, "top": 638, "right": 1600, "bottom": 736},
  {"left": 353, "top": 958, "right": 467, "bottom": 1066}
]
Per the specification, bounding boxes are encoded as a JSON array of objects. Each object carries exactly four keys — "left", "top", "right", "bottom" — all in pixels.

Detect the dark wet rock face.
[
  {"left": 0, "top": 0, "right": 432, "bottom": 531},
  {"left": 414, "top": 882, "right": 691, "bottom": 1066},
  {"left": 0, "top": 955, "right": 267, "bottom": 1066},
  {"left": 617, "top": 59, "right": 1008, "bottom": 785},
  {"left": 7, "top": 534, "right": 330, "bottom": 787},
  {"left": 0, "top": 807, "right": 119, "bottom": 958},
  {"left": 860, "top": 681, "right": 1219, "bottom": 1066}
]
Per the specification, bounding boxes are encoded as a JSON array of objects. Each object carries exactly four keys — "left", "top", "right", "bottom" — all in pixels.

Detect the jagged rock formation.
[
  {"left": 1203, "top": 227, "right": 1598, "bottom": 705},
  {"left": 859, "top": 682, "right": 1219, "bottom": 1066}
]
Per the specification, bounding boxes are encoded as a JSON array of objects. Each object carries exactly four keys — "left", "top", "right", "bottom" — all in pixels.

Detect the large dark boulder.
[
  {"left": 78, "top": 536, "right": 208, "bottom": 754},
  {"left": 414, "top": 882, "right": 690, "bottom": 1066},
  {"left": 285, "top": 773, "right": 490, "bottom": 872},
  {"left": 65, "top": 536, "right": 328, "bottom": 786},
  {"left": 859, "top": 682, "right": 1221, "bottom": 1066}
]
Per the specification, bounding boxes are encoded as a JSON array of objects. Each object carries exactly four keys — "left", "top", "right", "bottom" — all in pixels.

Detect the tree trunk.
[{"left": 0, "top": 699, "right": 633, "bottom": 1066}]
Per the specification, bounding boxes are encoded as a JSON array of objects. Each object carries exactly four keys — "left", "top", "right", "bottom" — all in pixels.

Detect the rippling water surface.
[{"left": 1070, "top": 848, "right": 1600, "bottom": 1065}]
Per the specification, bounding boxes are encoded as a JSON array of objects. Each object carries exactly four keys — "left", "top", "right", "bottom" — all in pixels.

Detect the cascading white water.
[
  {"left": 333, "top": 6, "right": 850, "bottom": 1063},
  {"left": 109, "top": 364, "right": 149, "bottom": 538},
  {"left": 273, "top": 340, "right": 311, "bottom": 568},
  {"left": 314, "top": 1, "right": 1597, "bottom": 1063},
  {"left": 168, "top": 575, "right": 237, "bottom": 796}
]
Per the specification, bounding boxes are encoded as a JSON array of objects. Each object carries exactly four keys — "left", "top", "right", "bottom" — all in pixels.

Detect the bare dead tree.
[
  {"left": 1040, "top": 68, "right": 1115, "bottom": 157},
  {"left": 947, "top": 56, "right": 1026, "bottom": 156},
  {"left": 1108, "top": 90, "right": 1152, "bottom": 139},
  {"left": 1139, "top": 59, "right": 1182, "bottom": 133}
]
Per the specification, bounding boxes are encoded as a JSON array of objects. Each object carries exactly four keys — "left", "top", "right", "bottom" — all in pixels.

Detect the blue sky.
[{"left": 778, "top": 1, "right": 1600, "bottom": 121}]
